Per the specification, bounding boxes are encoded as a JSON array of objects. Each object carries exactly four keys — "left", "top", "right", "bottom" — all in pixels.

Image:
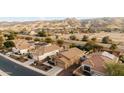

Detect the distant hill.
[
  {"left": 0, "top": 17, "right": 124, "bottom": 33},
  {"left": 81, "top": 17, "right": 124, "bottom": 32}
]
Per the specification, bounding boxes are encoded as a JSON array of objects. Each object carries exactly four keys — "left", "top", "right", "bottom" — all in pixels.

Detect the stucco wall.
[
  {"left": 12, "top": 47, "right": 28, "bottom": 54},
  {"left": 33, "top": 50, "right": 59, "bottom": 61}
]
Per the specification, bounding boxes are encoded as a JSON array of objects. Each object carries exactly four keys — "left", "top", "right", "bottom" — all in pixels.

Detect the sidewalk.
[
  {"left": 0, "top": 53, "right": 64, "bottom": 76},
  {"left": 43, "top": 62, "right": 63, "bottom": 76},
  {"left": 47, "top": 66, "right": 63, "bottom": 76},
  {"left": 0, "top": 70, "right": 9, "bottom": 76},
  {"left": 24, "top": 59, "right": 34, "bottom": 66},
  {"left": 0, "top": 53, "right": 48, "bottom": 76}
]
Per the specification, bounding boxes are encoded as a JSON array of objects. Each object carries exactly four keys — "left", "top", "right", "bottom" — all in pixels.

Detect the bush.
[
  {"left": 91, "top": 37, "right": 97, "bottom": 42},
  {"left": 102, "top": 36, "right": 112, "bottom": 44},
  {"left": 69, "top": 43, "right": 76, "bottom": 48},
  {"left": 25, "top": 37, "right": 32, "bottom": 40},
  {"left": 45, "top": 37, "right": 53, "bottom": 43},
  {"left": 4, "top": 41, "right": 15, "bottom": 48},
  {"left": 55, "top": 35, "right": 59, "bottom": 39},
  {"left": 82, "top": 35, "right": 89, "bottom": 41},
  {"left": 109, "top": 43, "right": 118, "bottom": 51},
  {"left": 7, "top": 33, "right": 15, "bottom": 40},
  {"left": 83, "top": 41, "right": 103, "bottom": 51},
  {"left": 34, "top": 38, "right": 40, "bottom": 41},
  {"left": 70, "top": 35, "right": 76, "bottom": 40},
  {"left": 38, "top": 31, "right": 47, "bottom": 37},
  {"left": 83, "top": 41, "right": 94, "bottom": 51},
  {"left": 56, "top": 39, "right": 64, "bottom": 47}
]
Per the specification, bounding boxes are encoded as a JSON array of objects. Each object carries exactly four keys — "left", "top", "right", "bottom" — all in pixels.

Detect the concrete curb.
[
  {"left": 0, "top": 53, "right": 48, "bottom": 76},
  {"left": 0, "top": 70, "right": 9, "bottom": 76}
]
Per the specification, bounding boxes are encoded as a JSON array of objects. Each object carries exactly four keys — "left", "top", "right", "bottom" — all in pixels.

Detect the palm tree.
[
  {"left": 119, "top": 55, "right": 124, "bottom": 63},
  {"left": 105, "top": 62, "right": 124, "bottom": 76}
]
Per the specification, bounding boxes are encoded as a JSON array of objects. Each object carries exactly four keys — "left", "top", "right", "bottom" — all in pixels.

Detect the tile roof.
[
  {"left": 13, "top": 39, "right": 30, "bottom": 50},
  {"left": 32, "top": 44, "right": 60, "bottom": 56},
  {"left": 56, "top": 48, "right": 85, "bottom": 64},
  {"left": 61, "top": 48, "right": 85, "bottom": 60},
  {"left": 82, "top": 52, "right": 118, "bottom": 73}
]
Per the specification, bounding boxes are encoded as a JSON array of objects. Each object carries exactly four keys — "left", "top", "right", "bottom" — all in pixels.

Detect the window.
[
  {"left": 84, "top": 65, "right": 91, "bottom": 72},
  {"left": 81, "top": 65, "right": 92, "bottom": 76}
]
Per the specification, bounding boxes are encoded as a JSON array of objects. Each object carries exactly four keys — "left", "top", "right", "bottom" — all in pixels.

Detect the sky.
[{"left": 0, "top": 17, "right": 94, "bottom": 22}]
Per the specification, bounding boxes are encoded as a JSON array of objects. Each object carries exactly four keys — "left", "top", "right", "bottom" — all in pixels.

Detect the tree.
[
  {"left": 83, "top": 41, "right": 95, "bottom": 51},
  {"left": 34, "top": 38, "right": 40, "bottom": 42},
  {"left": 70, "top": 35, "right": 76, "bottom": 40},
  {"left": 109, "top": 43, "right": 118, "bottom": 51},
  {"left": 82, "top": 35, "right": 89, "bottom": 41},
  {"left": 83, "top": 41, "right": 103, "bottom": 52},
  {"left": 70, "top": 31, "right": 74, "bottom": 34},
  {"left": 4, "top": 41, "right": 15, "bottom": 48},
  {"left": 102, "top": 36, "right": 112, "bottom": 44},
  {"left": 93, "top": 44, "right": 103, "bottom": 52},
  {"left": 7, "top": 33, "right": 16, "bottom": 40},
  {"left": 25, "top": 37, "right": 32, "bottom": 40},
  {"left": 119, "top": 55, "right": 124, "bottom": 63},
  {"left": 45, "top": 37, "right": 53, "bottom": 43},
  {"left": 69, "top": 43, "right": 76, "bottom": 48},
  {"left": 56, "top": 39, "right": 64, "bottom": 47},
  {"left": 91, "top": 37, "right": 97, "bottom": 42},
  {"left": 55, "top": 35, "right": 59, "bottom": 39},
  {"left": 38, "top": 31, "right": 47, "bottom": 37},
  {"left": 105, "top": 62, "right": 124, "bottom": 76}
]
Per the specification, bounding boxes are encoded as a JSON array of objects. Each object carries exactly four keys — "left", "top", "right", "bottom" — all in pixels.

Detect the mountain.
[
  {"left": 0, "top": 17, "right": 124, "bottom": 33},
  {"left": 81, "top": 17, "right": 124, "bottom": 32},
  {"left": 0, "top": 18, "right": 81, "bottom": 32}
]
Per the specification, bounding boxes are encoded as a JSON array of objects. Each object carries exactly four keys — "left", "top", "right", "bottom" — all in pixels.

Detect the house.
[
  {"left": 101, "top": 47, "right": 124, "bottom": 56},
  {"left": 73, "top": 51, "right": 119, "bottom": 76},
  {"left": 12, "top": 39, "right": 33, "bottom": 54},
  {"left": 31, "top": 44, "right": 61, "bottom": 61},
  {"left": 54, "top": 48, "right": 85, "bottom": 69}
]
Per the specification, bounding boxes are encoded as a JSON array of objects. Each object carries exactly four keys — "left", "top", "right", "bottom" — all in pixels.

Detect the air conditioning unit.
[{"left": 81, "top": 65, "right": 91, "bottom": 76}]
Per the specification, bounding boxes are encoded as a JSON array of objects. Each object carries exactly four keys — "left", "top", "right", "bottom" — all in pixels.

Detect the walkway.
[
  {"left": 43, "top": 62, "right": 63, "bottom": 76},
  {"left": 0, "top": 53, "right": 63, "bottom": 76},
  {"left": 24, "top": 59, "right": 35, "bottom": 65},
  {"left": 0, "top": 53, "right": 47, "bottom": 76},
  {"left": 0, "top": 70, "right": 9, "bottom": 76}
]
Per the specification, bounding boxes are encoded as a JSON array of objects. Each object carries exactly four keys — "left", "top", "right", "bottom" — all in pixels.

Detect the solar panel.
[{"left": 102, "top": 51, "right": 115, "bottom": 59}]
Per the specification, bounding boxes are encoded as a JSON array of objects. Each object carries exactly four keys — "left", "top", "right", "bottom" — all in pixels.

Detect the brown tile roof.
[
  {"left": 82, "top": 52, "right": 118, "bottom": 73},
  {"left": 61, "top": 48, "right": 85, "bottom": 60},
  {"left": 13, "top": 39, "right": 30, "bottom": 50},
  {"left": 56, "top": 48, "right": 85, "bottom": 65},
  {"left": 32, "top": 44, "right": 60, "bottom": 56}
]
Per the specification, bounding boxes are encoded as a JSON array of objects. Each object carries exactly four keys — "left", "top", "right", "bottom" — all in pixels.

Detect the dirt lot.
[{"left": 59, "top": 32, "right": 124, "bottom": 44}]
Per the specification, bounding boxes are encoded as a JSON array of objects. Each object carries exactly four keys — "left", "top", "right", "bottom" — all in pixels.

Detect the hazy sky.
[{"left": 0, "top": 17, "right": 94, "bottom": 22}]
